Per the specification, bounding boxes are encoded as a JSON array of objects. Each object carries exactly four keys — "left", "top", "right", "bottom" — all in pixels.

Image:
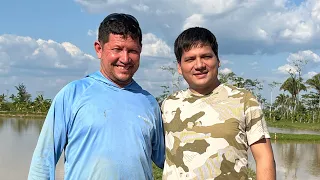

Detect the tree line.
[
  {"left": 156, "top": 60, "right": 320, "bottom": 124},
  {"left": 0, "top": 71, "right": 319, "bottom": 123},
  {"left": 0, "top": 84, "right": 51, "bottom": 114}
]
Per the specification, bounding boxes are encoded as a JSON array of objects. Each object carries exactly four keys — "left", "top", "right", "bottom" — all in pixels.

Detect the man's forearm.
[{"left": 256, "top": 159, "right": 276, "bottom": 180}]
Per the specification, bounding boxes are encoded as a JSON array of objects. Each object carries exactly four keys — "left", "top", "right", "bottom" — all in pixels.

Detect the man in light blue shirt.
[{"left": 28, "top": 13, "right": 165, "bottom": 180}]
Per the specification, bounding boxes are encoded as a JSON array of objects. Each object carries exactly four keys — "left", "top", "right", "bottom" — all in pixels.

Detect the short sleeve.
[{"left": 244, "top": 92, "right": 270, "bottom": 146}]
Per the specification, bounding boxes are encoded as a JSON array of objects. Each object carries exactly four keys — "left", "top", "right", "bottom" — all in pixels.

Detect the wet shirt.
[
  {"left": 28, "top": 71, "right": 165, "bottom": 180},
  {"left": 161, "top": 84, "right": 270, "bottom": 180}
]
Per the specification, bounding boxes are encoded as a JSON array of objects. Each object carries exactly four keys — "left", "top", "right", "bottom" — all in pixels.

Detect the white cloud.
[
  {"left": 277, "top": 50, "right": 320, "bottom": 75},
  {"left": 310, "top": 0, "right": 320, "bottom": 21},
  {"left": 304, "top": 71, "right": 318, "bottom": 79},
  {"left": 277, "top": 64, "right": 297, "bottom": 74},
  {"left": 76, "top": 0, "right": 320, "bottom": 54},
  {"left": 0, "top": 34, "right": 98, "bottom": 98},
  {"left": 132, "top": 3, "right": 149, "bottom": 12},
  {"left": 274, "top": 0, "right": 288, "bottom": 8},
  {"left": 87, "top": 29, "right": 98, "bottom": 38},
  {"left": 287, "top": 50, "right": 320, "bottom": 63},
  {"left": 220, "top": 68, "right": 233, "bottom": 74},
  {"left": 250, "top": 61, "right": 258, "bottom": 66},
  {"left": 188, "top": 0, "right": 240, "bottom": 15},
  {"left": 221, "top": 59, "right": 234, "bottom": 65},
  {"left": 183, "top": 14, "right": 205, "bottom": 30},
  {"left": 141, "top": 33, "right": 172, "bottom": 57},
  {"left": 0, "top": 34, "right": 176, "bottom": 99}
]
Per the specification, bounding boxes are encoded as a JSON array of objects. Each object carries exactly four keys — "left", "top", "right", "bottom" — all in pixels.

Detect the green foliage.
[
  {"left": 0, "top": 83, "right": 51, "bottom": 114},
  {"left": 15, "top": 83, "right": 31, "bottom": 103},
  {"left": 306, "top": 73, "right": 320, "bottom": 94}
]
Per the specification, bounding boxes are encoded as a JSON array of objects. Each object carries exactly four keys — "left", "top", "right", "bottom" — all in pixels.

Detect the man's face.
[
  {"left": 178, "top": 45, "right": 220, "bottom": 94},
  {"left": 94, "top": 34, "right": 141, "bottom": 87}
]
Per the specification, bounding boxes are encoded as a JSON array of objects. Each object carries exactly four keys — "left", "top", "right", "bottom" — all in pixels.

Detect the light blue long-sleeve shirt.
[{"left": 28, "top": 71, "right": 165, "bottom": 180}]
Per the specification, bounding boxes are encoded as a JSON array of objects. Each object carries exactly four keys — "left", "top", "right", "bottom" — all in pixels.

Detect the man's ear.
[
  {"left": 94, "top": 41, "right": 102, "bottom": 59},
  {"left": 177, "top": 62, "right": 182, "bottom": 75},
  {"left": 218, "top": 61, "right": 221, "bottom": 67}
]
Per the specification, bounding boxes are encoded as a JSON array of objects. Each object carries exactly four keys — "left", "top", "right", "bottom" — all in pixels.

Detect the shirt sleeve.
[
  {"left": 244, "top": 92, "right": 270, "bottom": 146},
  {"left": 151, "top": 105, "right": 165, "bottom": 169},
  {"left": 28, "top": 87, "right": 71, "bottom": 180}
]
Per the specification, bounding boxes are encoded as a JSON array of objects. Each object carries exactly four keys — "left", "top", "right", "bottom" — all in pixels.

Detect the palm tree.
[
  {"left": 33, "top": 94, "right": 51, "bottom": 113},
  {"left": 274, "top": 93, "right": 291, "bottom": 120},
  {"left": 305, "top": 73, "right": 320, "bottom": 122},
  {"left": 281, "top": 77, "right": 307, "bottom": 101},
  {"left": 306, "top": 73, "right": 320, "bottom": 98},
  {"left": 280, "top": 76, "right": 307, "bottom": 122}
]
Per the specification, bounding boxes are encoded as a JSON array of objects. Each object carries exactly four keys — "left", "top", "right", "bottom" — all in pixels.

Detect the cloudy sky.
[{"left": 1, "top": 0, "right": 319, "bottom": 103}]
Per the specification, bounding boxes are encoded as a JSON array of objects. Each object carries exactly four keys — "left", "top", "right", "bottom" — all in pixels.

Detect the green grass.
[
  {"left": 270, "top": 133, "right": 320, "bottom": 141},
  {"left": 267, "top": 121, "right": 320, "bottom": 131},
  {"left": 152, "top": 163, "right": 162, "bottom": 180},
  {"left": 0, "top": 111, "right": 46, "bottom": 118}
]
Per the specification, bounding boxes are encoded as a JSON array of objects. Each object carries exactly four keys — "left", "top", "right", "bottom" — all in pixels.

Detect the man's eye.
[
  {"left": 129, "top": 50, "right": 138, "bottom": 54},
  {"left": 112, "top": 48, "right": 121, "bottom": 52}
]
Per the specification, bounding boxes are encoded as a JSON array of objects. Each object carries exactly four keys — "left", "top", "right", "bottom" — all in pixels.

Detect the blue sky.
[{"left": 0, "top": 0, "right": 319, "bottom": 103}]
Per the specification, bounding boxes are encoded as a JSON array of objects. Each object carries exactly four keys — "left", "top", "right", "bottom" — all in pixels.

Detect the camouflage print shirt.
[{"left": 161, "top": 84, "right": 270, "bottom": 180}]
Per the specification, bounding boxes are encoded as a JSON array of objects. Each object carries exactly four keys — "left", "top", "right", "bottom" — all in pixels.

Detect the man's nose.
[
  {"left": 194, "top": 58, "right": 205, "bottom": 70},
  {"left": 119, "top": 51, "right": 131, "bottom": 64}
]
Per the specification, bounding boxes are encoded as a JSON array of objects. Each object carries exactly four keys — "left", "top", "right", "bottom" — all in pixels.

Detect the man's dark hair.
[
  {"left": 174, "top": 27, "right": 219, "bottom": 63},
  {"left": 98, "top": 13, "right": 142, "bottom": 46}
]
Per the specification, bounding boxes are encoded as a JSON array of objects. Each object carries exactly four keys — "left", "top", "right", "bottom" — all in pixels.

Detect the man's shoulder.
[
  {"left": 61, "top": 77, "right": 93, "bottom": 93},
  {"left": 219, "top": 84, "right": 254, "bottom": 99},
  {"left": 132, "top": 81, "right": 159, "bottom": 108},
  {"left": 221, "top": 84, "right": 260, "bottom": 109},
  {"left": 164, "top": 90, "right": 188, "bottom": 102},
  {"left": 160, "top": 90, "right": 188, "bottom": 110},
  {"left": 53, "top": 76, "right": 95, "bottom": 102}
]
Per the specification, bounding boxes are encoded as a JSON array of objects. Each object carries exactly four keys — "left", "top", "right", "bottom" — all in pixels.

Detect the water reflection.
[
  {"left": 1, "top": 118, "right": 320, "bottom": 180},
  {"left": 0, "top": 117, "right": 44, "bottom": 135},
  {"left": 249, "top": 142, "right": 320, "bottom": 180}
]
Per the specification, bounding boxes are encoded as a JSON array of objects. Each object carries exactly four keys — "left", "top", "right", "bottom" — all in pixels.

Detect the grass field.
[
  {"left": 269, "top": 133, "right": 320, "bottom": 141},
  {"left": 152, "top": 163, "right": 162, "bottom": 180},
  {"left": 267, "top": 121, "right": 320, "bottom": 131}
]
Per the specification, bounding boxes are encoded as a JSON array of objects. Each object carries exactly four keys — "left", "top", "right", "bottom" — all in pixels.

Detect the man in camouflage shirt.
[{"left": 161, "top": 27, "right": 276, "bottom": 180}]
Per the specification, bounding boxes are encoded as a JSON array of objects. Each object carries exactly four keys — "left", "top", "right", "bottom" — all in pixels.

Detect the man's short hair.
[
  {"left": 174, "top": 27, "right": 219, "bottom": 63},
  {"left": 98, "top": 13, "right": 142, "bottom": 46}
]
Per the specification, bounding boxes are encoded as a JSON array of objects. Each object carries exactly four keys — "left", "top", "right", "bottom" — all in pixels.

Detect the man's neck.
[{"left": 189, "top": 81, "right": 221, "bottom": 96}]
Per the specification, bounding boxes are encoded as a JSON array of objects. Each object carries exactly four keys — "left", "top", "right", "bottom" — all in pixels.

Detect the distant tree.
[
  {"left": 32, "top": 94, "right": 51, "bottom": 113},
  {"left": 157, "top": 62, "right": 183, "bottom": 103},
  {"left": 306, "top": 73, "right": 320, "bottom": 96},
  {"left": 15, "top": 83, "right": 31, "bottom": 103},
  {"left": 274, "top": 94, "right": 291, "bottom": 121},
  {"left": 160, "top": 63, "right": 183, "bottom": 93},
  {"left": 280, "top": 77, "right": 306, "bottom": 107},
  {"left": 0, "top": 94, "right": 6, "bottom": 110},
  {"left": 306, "top": 73, "right": 320, "bottom": 119},
  {"left": 219, "top": 72, "right": 236, "bottom": 84},
  {"left": 301, "top": 92, "right": 320, "bottom": 123}
]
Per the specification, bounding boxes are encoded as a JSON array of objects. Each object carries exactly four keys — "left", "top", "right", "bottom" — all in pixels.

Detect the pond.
[{"left": 0, "top": 117, "right": 319, "bottom": 180}]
